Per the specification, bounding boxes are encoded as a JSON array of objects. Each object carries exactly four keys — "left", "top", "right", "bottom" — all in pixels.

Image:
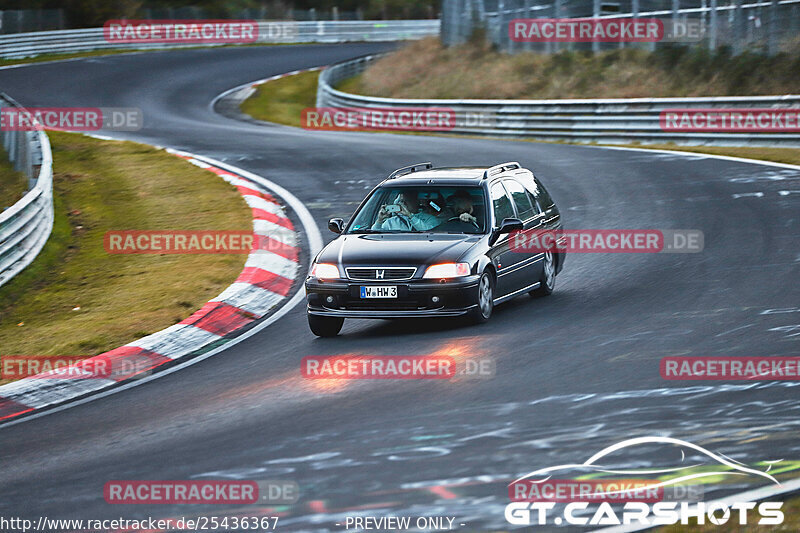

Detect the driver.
[{"left": 449, "top": 194, "right": 479, "bottom": 227}]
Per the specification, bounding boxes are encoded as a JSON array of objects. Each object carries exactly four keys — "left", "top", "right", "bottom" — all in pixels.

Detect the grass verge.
[
  {"left": 239, "top": 70, "right": 320, "bottom": 127},
  {"left": 0, "top": 151, "right": 29, "bottom": 211},
  {"left": 0, "top": 131, "right": 251, "bottom": 378},
  {"left": 342, "top": 36, "right": 800, "bottom": 99}
]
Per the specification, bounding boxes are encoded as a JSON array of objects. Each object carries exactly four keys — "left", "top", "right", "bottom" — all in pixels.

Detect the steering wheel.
[{"left": 447, "top": 216, "right": 480, "bottom": 229}]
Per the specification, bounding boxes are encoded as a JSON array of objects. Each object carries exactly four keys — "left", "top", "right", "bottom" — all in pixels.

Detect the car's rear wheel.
[
  {"left": 468, "top": 270, "right": 494, "bottom": 324},
  {"left": 531, "top": 250, "right": 556, "bottom": 297},
  {"left": 308, "top": 314, "right": 344, "bottom": 337}
]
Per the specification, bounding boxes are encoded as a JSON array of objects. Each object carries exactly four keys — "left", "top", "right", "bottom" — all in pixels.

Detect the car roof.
[{"left": 382, "top": 167, "right": 492, "bottom": 186}]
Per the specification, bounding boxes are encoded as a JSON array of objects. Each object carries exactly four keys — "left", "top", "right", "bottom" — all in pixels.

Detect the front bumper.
[{"left": 306, "top": 275, "right": 480, "bottom": 319}]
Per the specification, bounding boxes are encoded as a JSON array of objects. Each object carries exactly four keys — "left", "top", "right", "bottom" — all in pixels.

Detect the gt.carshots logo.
[
  {"left": 505, "top": 437, "right": 785, "bottom": 527},
  {"left": 104, "top": 20, "right": 258, "bottom": 44}
]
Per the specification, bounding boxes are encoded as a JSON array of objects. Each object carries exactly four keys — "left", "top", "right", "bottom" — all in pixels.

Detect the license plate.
[{"left": 360, "top": 286, "right": 397, "bottom": 298}]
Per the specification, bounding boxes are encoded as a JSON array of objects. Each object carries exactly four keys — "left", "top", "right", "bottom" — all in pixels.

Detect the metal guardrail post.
[
  {"left": 768, "top": 0, "right": 779, "bottom": 54},
  {"left": 734, "top": 0, "right": 745, "bottom": 54},
  {"left": 710, "top": 0, "right": 718, "bottom": 50}
]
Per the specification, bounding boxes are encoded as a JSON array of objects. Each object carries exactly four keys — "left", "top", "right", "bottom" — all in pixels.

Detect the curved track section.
[{"left": 0, "top": 44, "right": 798, "bottom": 530}]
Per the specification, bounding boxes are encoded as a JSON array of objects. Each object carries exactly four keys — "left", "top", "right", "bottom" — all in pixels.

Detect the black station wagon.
[{"left": 305, "top": 162, "right": 564, "bottom": 336}]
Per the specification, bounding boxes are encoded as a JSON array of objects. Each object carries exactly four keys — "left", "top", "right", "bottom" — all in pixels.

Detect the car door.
[
  {"left": 488, "top": 181, "right": 521, "bottom": 297},
  {"left": 503, "top": 177, "right": 545, "bottom": 289}
]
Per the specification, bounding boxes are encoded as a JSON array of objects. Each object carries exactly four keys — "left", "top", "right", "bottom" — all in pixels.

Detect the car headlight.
[
  {"left": 423, "top": 262, "right": 471, "bottom": 279},
  {"left": 310, "top": 263, "right": 341, "bottom": 280}
]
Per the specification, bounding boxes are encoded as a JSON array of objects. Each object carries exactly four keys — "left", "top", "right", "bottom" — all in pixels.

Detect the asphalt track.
[{"left": 0, "top": 43, "right": 799, "bottom": 531}]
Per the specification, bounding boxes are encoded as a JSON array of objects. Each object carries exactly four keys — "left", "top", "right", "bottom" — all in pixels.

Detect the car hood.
[{"left": 317, "top": 233, "right": 480, "bottom": 267}]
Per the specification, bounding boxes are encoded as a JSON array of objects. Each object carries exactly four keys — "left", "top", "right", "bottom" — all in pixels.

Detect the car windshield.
[{"left": 346, "top": 186, "right": 486, "bottom": 234}]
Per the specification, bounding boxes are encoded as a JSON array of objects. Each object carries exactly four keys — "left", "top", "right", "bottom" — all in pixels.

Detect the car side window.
[
  {"left": 534, "top": 176, "right": 555, "bottom": 209},
  {"left": 490, "top": 182, "right": 515, "bottom": 225},
  {"left": 504, "top": 179, "right": 536, "bottom": 220}
]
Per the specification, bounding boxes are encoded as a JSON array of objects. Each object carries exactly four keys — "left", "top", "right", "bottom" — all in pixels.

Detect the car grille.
[
  {"left": 346, "top": 267, "right": 417, "bottom": 281},
  {"left": 342, "top": 300, "right": 424, "bottom": 311}
]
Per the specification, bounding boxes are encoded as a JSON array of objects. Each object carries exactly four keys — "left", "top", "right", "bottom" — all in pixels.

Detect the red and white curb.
[{"left": 0, "top": 148, "right": 313, "bottom": 424}]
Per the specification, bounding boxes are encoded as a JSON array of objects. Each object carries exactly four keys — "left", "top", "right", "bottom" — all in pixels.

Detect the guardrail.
[
  {"left": 0, "top": 20, "right": 439, "bottom": 59},
  {"left": 0, "top": 94, "right": 54, "bottom": 288},
  {"left": 317, "top": 54, "right": 800, "bottom": 147}
]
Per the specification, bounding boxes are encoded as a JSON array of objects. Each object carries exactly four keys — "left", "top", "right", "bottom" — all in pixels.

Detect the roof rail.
[
  {"left": 483, "top": 161, "right": 521, "bottom": 179},
  {"left": 388, "top": 162, "right": 433, "bottom": 179}
]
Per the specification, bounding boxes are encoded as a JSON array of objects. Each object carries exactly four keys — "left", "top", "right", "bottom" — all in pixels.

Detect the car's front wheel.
[
  {"left": 308, "top": 314, "right": 344, "bottom": 337},
  {"left": 468, "top": 270, "right": 494, "bottom": 324},
  {"left": 531, "top": 250, "right": 556, "bottom": 297}
]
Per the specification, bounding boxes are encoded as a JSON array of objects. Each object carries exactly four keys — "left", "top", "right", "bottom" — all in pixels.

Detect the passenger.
[{"left": 372, "top": 192, "right": 416, "bottom": 231}]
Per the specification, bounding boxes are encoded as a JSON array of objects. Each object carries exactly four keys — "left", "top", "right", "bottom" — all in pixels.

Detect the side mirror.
[
  {"left": 490, "top": 217, "right": 523, "bottom": 245},
  {"left": 328, "top": 218, "right": 345, "bottom": 234}
]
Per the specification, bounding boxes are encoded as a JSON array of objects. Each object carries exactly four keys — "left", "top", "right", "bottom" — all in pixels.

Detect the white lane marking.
[
  {"left": 714, "top": 323, "right": 754, "bottom": 337},
  {"left": 0, "top": 152, "right": 321, "bottom": 430},
  {"left": 769, "top": 325, "right": 800, "bottom": 338},
  {"left": 778, "top": 190, "right": 800, "bottom": 196},
  {"left": 597, "top": 145, "right": 800, "bottom": 171},
  {"left": 760, "top": 307, "right": 800, "bottom": 315},
  {"left": 186, "top": 158, "right": 212, "bottom": 168},
  {"left": 732, "top": 192, "right": 764, "bottom": 198}
]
